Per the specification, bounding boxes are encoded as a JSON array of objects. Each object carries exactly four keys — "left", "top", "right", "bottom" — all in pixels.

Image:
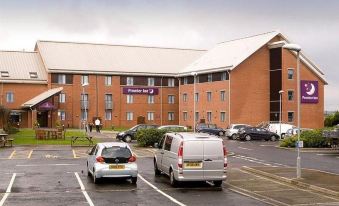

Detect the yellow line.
[
  {"left": 8, "top": 150, "right": 16, "bottom": 159},
  {"left": 27, "top": 150, "right": 33, "bottom": 159},
  {"left": 73, "top": 149, "right": 78, "bottom": 159}
]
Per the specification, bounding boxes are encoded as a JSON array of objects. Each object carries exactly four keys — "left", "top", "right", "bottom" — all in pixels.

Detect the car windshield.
[
  {"left": 234, "top": 125, "right": 246, "bottom": 129},
  {"left": 101, "top": 146, "right": 132, "bottom": 158},
  {"left": 129, "top": 125, "right": 139, "bottom": 131},
  {"left": 208, "top": 124, "right": 217, "bottom": 129}
]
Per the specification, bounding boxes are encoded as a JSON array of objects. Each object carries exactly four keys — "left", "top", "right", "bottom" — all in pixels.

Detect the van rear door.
[
  {"left": 182, "top": 140, "right": 204, "bottom": 179},
  {"left": 203, "top": 140, "right": 224, "bottom": 179}
]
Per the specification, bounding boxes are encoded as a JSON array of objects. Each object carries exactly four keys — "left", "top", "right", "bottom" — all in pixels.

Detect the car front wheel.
[
  {"left": 271, "top": 136, "right": 277, "bottom": 141},
  {"left": 124, "top": 135, "right": 132, "bottom": 143},
  {"left": 218, "top": 131, "right": 224, "bottom": 136},
  {"left": 245, "top": 135, "right": 251, "bottom": 141}
]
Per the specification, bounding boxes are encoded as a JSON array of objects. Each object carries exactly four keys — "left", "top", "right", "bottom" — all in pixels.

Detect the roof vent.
[
  {"left": 1, "top": 71, "right": 9, "bottom": 77},
  {"left": 29, "top": 72, "right": 38, "bottom": 78}
]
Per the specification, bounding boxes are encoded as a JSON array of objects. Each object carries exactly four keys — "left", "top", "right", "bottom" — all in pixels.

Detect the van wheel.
[
  {"left": 154, "top": 160, "right": 161, "bottom": 176},
  {"left": 245, "top": 135, "right": 251, "bottom": 141},
  {"left": 124, "top": 135, "right": 132, "bottom": 143},
  {"left": 218, "top": 131, "right": 224, "bottom": 136},
  {"left": 131, "top": 177, "right": 137, "bottom": 184},
  {"left": 271, "top": 136, "right": 277, "bottom": 141},
  {"left": 214, "top": 180, "right": 223, "bottom": 187},
  {"left": 170, "top": 169, "right": 178, "bottom": 187}
]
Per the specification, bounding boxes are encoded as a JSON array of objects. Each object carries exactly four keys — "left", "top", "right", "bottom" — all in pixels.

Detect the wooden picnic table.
[
  {"left": 35, "top": 128, "right": 64, "bottom": 140},
  {"left": 0, "top": 133, "right": 13, "bottom": 147}
]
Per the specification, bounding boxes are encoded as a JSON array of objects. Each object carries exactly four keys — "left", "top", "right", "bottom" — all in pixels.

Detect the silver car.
[{"left": 87, "top": 142, "right": 138, "bottom": 184}]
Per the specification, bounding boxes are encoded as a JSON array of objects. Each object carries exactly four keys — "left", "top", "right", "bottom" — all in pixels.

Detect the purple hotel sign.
[
  {"left": 123, "top": 87, "right": 159, "bottom": 95},
  {"left": 301, "top": 80, "right": 318, "bottom": 103}
]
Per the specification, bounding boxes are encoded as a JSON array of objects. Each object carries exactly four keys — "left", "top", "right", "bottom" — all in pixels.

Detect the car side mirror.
[
  {"left": 154, "top": 143, "right": 159, "bottom": 148},
  {"left": 87, "top": 149, "right": 92, "bottom": 155}
]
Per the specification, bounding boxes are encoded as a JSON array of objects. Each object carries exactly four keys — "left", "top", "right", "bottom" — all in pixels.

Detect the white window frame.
[
  {"left": 195, "top": 111, "right": 199, "bottom": 122},
  {"left": 6, "top": 92, "right": 14, "bottom": 103},
  {"left": 207, "top": 91, "right": 212, "bottom": 102},
  {"left": 220, "top": 90, "right": 225, "bottom": 101},
  {"left": 220, "top": 111, "right": 226, "bottom": 122},
  {"left": 1, "top": 71, "right": 9, "bottom": 77},
  {"left": 288, "top": 111, "right": 294, "bottom": 122},
  {"left": 221, "top": 72, "right": 227, "bottom": 80},
  {"left": 58, "top": 74, "right": 66, "bottom": 84},
  {"left": 81, "top": 75, "right": 89, "bottom": 85},
  {"left": 183, "top": 111, "right": 188, "bottom": 121},
  {"left": 207, "top": 111, "right": 212, "bottom": 122},
  {"left": 195, "top": 93, "right": 199, "bottom": 102},
  {"left": 105, "top": 110, "right": 112, "bottom": 120},
  {"left": 183, "top": 77, "right": 188, "bottom": 85},
  {"left": 147, "top": 112, "right": 155, "bottom": 121},
  {"left": 148, "top": 77, "right": 155, "bottom": 86},
  {"left": 127, "top": 112, "right": 133, "bottom": 121},
  {"left": 288, "top": 68, "right": 294, "bottom": 80},
  {"left": 148, "top": 95, "right": 155, "bottom": 104},
  {"left": 168, "top": 95, "right": 175, "bottom": 104},
  {"left": 29, "top": 72, "right": 38, "bottom": 78},
  {"left": 59, "top": 93, "right": 66, "bottom": 103},
  {"left": 127, "top": 95, "right": 133, "bottom": 104},
  {"left": 288, "top": 90, "right": 294, "bottom": 101},
  {"left": 208, "top": 74, "right": 212, "bottom": 82},
  {"left": 59, "top": 110, "right": 66, "bottom": 121},
  {"left": 168, "top": 78, "right": 175, "bottom": 87},
  {"left": 183, "top": 93, "right": 187, "bottom": 102},
  {"left": 168, "top": 112, "right": 175, "bottom": 121},
  {"left": 127, "top": 77, "right": 134, "bottom": 86},
  {"left": 105, "top": 76, "right": 112, "bottom": 86}
]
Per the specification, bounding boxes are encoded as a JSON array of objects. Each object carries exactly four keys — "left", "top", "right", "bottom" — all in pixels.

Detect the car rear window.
[{"left": 101, "top": 146, "right": 132, "bottom": 158}]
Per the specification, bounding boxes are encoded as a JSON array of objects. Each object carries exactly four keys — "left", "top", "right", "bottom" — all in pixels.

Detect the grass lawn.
[{"left": 10, "top": 129, "right": 98, "bottom": 146}]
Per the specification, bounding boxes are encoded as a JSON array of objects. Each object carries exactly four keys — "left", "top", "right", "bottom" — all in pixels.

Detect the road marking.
[
  {"left": 73, "top": 149, "right": 78, "bottom": 158},
  {"left": 27, "top": 150, "right": 33, "bottom": 159},
  {"left": 232, "top": 154, "right": 289, "bottom": 167},
  {"left": 0, "top": 173, "right": 16, "bottom": 206},
  {"left": 260, "top": 144, "right": 275, "bottom": 147},
  {"left": 8, "top": 151, "right": 16, "bottom": 159},
  {"left": 316, "top": 153, "right": 339, "bottom": 156},
  {"left": 16, "top": 163, "right": 79, "bottom": 167},
  {"left": 238, "top": 147, "right": 253, "bottom": 151},
  {"left": 74, "top": 172, "right": 94, "bottom": 206},
  {"left": 138, "top": 174, "right": 186, "bottom": 206}
]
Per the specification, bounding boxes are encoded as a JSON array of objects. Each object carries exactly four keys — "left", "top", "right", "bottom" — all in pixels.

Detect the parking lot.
[{"left": 1, "top": 141, "right": 339, "bottom": 206}]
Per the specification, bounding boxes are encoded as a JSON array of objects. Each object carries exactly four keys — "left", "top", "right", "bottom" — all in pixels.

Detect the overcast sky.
[{"left": 0, "top": 0, "right": 338, "bottom": 111}]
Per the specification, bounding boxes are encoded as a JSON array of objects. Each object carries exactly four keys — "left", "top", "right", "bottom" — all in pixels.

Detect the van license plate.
[
  {"left": 109, "top": 164, "right": 125, "bottom": 169},
  {"left": 184, "top": 162, "right": 202, "bottom": 168}
]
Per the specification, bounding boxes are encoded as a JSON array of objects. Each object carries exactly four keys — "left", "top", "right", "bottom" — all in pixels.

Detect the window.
[
  {"left": 183, "top": 77, "right": 188, "bottom": 85},
  {"left": 126, "top": 112, "right": 133, "bottom": 121},
  {"left": 164, "top": 136, "right": 173, "bottom": 151},
  {"left": 81, "top": 94, "right": 88, "bottom": 108},
  {"left": 105, "top": 76, "right": 112, "bottom": 86},
  {"left": 220, "top": 91, "right": 225, "bottom": 101},
  {"left": 288, "top": 90, "right": 294, "bottom": 101},
  {"left": 105, "top": 110, "right": 112, "bottom": 120},
  {"left": 220, "top": 112, "right": 226, "bottom": 122},
  {"left": 127, "top": 95, "right": 133, "bottom": 104},
  {"left": 195, "top": 93, "right": 199, "bottom": 102},
  {"left": 127, "top": 77, "right": 134, "bottom": 86},
  {"left": 58, "top": 74, "right": 66, "bottom": 84},
  {"left": 207, "top": 112, "right": 212, "bottom": 122},
  {"left": 59, "top": 111, "right": 66, "bottom": 121},
  {"left": 168, "top": 95, "right": 175, "bottom": 104},
  {"left": 81, "top": 110, "right": 87, "bottom": 120},
  {"left": 183, "top": 93, "right": 187, "bottom": 102},
  {"left": 59, "top": 93, "right": 66, "bottom": 103},
  {"left": 196, "top": 75, "right": 200, "bottom": 83},
  {"left": 147, "top": 77, "right": 155, "bottom": 86},
  {"left": 207, "top": 92, "right": 212, "bottom": 102},
  {"left": 168, "top": 112, "right": 174, "bottom": 121},
  {"left": 288, "top": 69, "right": 294, "bottom": 80},
  {"left": 1, "top": 71, "right": 9, "bottom": 77},
  {"left": 6, "top": 92, "right": 14, "bottom": 103},
  {"left": 221, "top": 72, "right": 227, "bottom": 80},
  {"left": 195, "top": 112, "right": 199, "bottom": 122},
  {"left": 183, "top": 112, "right": 188, "bottom": 121},
  {"left": 208, "top": 74, "right": 212, "bottom": 82},
  {"left": 81, "top": 75, "right": 89, "bottom": 85},
  {"left": 29, "top": 72, "right": 38, "bottom": 78},
  {"left": 147, "top": 112, "right": 154, "bottom": 121},
  {"left": 148, "top": 95, "right": 154, "bottom": 104},
  {"left": 288, "top": 112, "right": 294, "bottom": 122},
  {"left": 105, "top": 94, "right": 113, "bottom": 109},
  {"left": 168, "top": 78, "right": 175, "bottom": 87}
]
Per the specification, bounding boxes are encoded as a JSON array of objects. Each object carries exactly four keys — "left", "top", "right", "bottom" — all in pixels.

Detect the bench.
[
  {"left": 5, "top": 139, "right": 13, "bottom": 147},
  {"left": 71, "top": 136, "right": 93, "bottom": 147}
]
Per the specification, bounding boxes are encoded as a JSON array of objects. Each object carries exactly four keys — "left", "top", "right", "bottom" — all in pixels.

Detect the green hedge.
[
  {"left": 280, "top": 129, "right": 330, "bottom": 148},
  {"left": 136, "top": 129, "right": 167, "bottom": 147}
]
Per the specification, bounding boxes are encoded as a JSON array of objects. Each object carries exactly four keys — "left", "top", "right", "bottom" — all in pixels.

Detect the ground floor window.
[
  {"left": 147, "top": 112, "right": 154, "bottom": 121},
  {"left": 207, "top": 112, "right": 212, "bottom": 122},
  {"left": 9, "top": 112, "right": 21, "bottom": 124},
  {"left": 81, "top": 110, "right": 88, "bottom": 120},
  {"left": 168, "top": 112, "right": 174, "bottom": 121},
  {"left": 58, "top": 110, "right": 66, "bottom": 121},
  {"left": 195, "top": 112, "right": 199, "bottom": 122},
  {"left": 183, "top": 112, "right": 187, "bottom": 121},
  {"left": 127, "top": 112, "right": 133, "bottom": 121},
  {"left": 220, "top": 112, "right": 226, "bottom": 122},
  {"left": 288, "top": 112, "right": 294, "bottom": 122},
  {"left": 105, "top": 110, "right": 112, "bottom": 120}
]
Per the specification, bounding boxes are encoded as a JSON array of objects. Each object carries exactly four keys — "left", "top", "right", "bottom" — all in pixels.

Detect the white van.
[
  {"left": 265, "top": 123, "right": 295, "bottom": 138},
  {"left": 154, "top": 132, "right": 227, "bottom": 187}
]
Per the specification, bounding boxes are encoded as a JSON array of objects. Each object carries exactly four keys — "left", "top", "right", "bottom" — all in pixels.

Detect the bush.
[
  {"left": 136, "top": 129, "right": 167, "bottom": 147},
  {"left": 280, "top": 129, "right": 330, "bottom": 148},
  {"left": 324, "top": 111, "right": 339, "bottom": 127}
]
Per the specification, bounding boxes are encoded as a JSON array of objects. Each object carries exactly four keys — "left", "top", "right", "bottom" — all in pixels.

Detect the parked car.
[
  {"left": 285, "top": 128, "right": 312, "bottom": 137},
  {"left": 238, "top": 127, "right": 280, "bottom": 141},
  {"left": 263, "top": 123, "right": 295, "bottom": 138},
  {"left": 196, "top": 123, "right": 225, "bottom": 136},
  {"left": 87, "top": 142, "right": 138, "bottom": 184},
  {"left": 158, "top": 125, "right": 188, "bottom": 132},
  {"left": 153, "top": 132, "right": 227, "bottom": 187},
  {"left": 116, "top": 124, "right": 158, "bottom": 142},
  {"left": 225, "top": 124, "right": 251, "bottom": 139}
]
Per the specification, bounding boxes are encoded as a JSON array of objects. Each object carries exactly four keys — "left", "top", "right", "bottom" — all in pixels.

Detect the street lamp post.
[
  {"left": 283, "top": 43, "right": 301, "bottom": 178},
  {"left": 82, "top": 83, "right": 89, "bottom": 133},
  {"left": 279, "top": 90, "right": 284, "bottom": 139},
  {"left": 191, "top": 72, "right": 198, "bottom": 132}
]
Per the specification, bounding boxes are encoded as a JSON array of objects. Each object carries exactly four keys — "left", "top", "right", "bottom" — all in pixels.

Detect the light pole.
[
  {"left": 279, "top": 90, "right": 284, "bottom": 139},
  {"left": 283, "top": 43, "right": 301, "bottom": 178},
  {"left": 191, "top": 72, "right": 198, "bottom": 132},
  {"left": 82, "top": 83, "right": 89, "bottom": 133}
]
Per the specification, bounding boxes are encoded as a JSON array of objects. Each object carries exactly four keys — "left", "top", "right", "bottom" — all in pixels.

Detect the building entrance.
[{"left": 37, "top": 111, "right": 48, "bottom": 127}]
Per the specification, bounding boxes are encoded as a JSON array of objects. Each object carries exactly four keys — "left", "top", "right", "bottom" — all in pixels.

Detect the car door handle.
[{"left": 204, "top": 159, "right": 212, "bottom": 161}]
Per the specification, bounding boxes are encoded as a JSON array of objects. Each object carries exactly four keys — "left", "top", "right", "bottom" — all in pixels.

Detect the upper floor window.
[
  {"left": 221, "top": 72, "right": 227, "bottom": 80},
  {"left": 183, "top": 77, "right": 188, "bottom": 85},
  {"left": 288, "top": 112, "right": 294, "bottom": 122},
  {"left": 183, "top": 93, "right": 187, "bottom": 102},
  {"left": 195, "top": 93, "right": 199, "bottom": 102},
  {"left": 148, "top": 77, "right": 155, "bottom": 86},
  {"left": 1, "top": 71, "right": 9, "bottom": 77},
  {"left": 29, "top": 72, "right": 38, "bottom": 78},
  {"left": 220, "top": 112, "right": 226, "bottom": 122},
  {"left": 168, "top": 95, "right": 175, "bottom": 104},
  {"left": 168, "top": 78, "right": 175, "bottom": 87},
  {"left": 58, "top": 74, "right": 66, "bottom": 84},
  {"left": 196, "top": 75, "right": 200, "bottom": 83},
  {"left": 127, "top": 77, "right": 134, "bottom": 86},
  {"left": 208, "top": 74, "right": 212, "bottom": 82},
  {"left": 147, "top": 112, "right": 155, "bottom": 121},
  {"left": 127, "top": 95, "right": 133, "bottom": 104},
  {"left": 207, "top": 92, "right": 212, "bottom": 102},
  {"left": 288, "top": 69, "right": 294, "bottom": 80},
  {"left": 207, "top": 112, "right": 212, "bottom": 122},
  {"left": 6, "top": 92, "right": 14, "bottom": 103},
  {"left": 183, "top": 112, "right": 188, "bottom": 121},
  {"left": 105, "top": 76, "right": 112, "bottom": 86},
  {"left": 148, "top": 95, "right": 155, "bottom": 104},
  {"left": 81, "top": 75, "right": 89, "bottom": 85},
  {"left": 220, "top": 91, "right": 225, "bottom": 101},
  {"left": 59, "top": 93, "right": 66, "bottom": 103},
  {"left": 288, "top": 90, "right": 294, "bottom": 101}
]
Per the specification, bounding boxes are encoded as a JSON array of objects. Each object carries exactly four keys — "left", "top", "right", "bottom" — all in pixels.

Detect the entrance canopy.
[{"left": 21, "top": 87, "right": 63, "bottom": 109}]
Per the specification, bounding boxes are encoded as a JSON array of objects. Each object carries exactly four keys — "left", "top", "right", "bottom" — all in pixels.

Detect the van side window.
[
  {"left": 159, "top": 136, "right": 165, "bottom": 149},
  {"left": 164, "top": 136, "right": 173, "bottom": 151}
]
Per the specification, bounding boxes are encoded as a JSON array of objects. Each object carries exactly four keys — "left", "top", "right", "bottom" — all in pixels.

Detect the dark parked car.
[
  {"left": 196, "top": 123, "right": 225, "bottom": 136},
  {"left": 116, "top": 124, "right": 158, "bottom": 142},
  {"left": 238, "top": 127, "right": 279, "bottom": 141}
]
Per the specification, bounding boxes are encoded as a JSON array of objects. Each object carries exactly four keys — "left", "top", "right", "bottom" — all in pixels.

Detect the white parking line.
[
  {"left": 0, "top": 173, "right": 16, "bottom": 206},
  {"left": 16, "top": 163, "right": 79, "bottom": 167},
  {"left": 238, "top": 147, "right": 253, "bottom": 151},
  {"left": 74, "top": 172, "right": 94, "bottom": 206},
  {"left": 232, "top": 155, "right": 289, "bottom": 167},
  {"left": 138, "top": 174, "right": 186, "bottom": 206}
]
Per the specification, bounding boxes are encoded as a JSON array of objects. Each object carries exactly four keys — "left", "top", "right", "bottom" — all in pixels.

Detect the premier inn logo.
[
  {"left": 123, "top": 87, "right": 159, "bottom": 95},
  {"left": 301, "top": 80, "right": 319, "bottom": 104}
]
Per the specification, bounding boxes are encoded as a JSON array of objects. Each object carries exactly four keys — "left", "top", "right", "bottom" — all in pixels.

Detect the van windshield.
[{"left": 101, "top": 146, "right": 131, "bottom": 158}]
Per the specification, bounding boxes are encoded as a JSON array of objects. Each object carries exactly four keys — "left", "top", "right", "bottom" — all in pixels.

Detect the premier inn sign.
[
  {"left": 301, "top": 80, "right": 319, "bottom": 104},
  {"left": 123, "top": 87, "right": 159, "bottom": 95}
]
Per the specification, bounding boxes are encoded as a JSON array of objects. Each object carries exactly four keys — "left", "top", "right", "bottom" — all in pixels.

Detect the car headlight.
[{"left": 119, "top": 132, "right": 125, "bottom": 136}]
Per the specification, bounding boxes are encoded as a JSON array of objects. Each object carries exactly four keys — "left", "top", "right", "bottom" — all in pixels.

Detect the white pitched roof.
[
  {"left": 0, "top": 51, "right": 47, "bottom": 83},
  {"left": 21, "top": 87, "right": 63, "bottom": 108},
  {"left": 36, "top": 41, "right": 206, "bottom": 76}
]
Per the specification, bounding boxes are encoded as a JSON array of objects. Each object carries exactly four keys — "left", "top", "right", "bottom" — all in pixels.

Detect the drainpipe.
[
  {"left": 160, "top": 76, "right": 163, "bottom": 126},
  {"left": 226, "top": 70, "right": 231, "bottom": 127}
]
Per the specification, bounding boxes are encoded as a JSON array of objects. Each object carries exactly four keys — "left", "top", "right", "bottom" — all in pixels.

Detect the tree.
[
  {"left": 0, "top": 105, "right": 11, "bottom": 132},
  {"left": 324, "top": 111, "right": 339, "bottom": 127}
]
